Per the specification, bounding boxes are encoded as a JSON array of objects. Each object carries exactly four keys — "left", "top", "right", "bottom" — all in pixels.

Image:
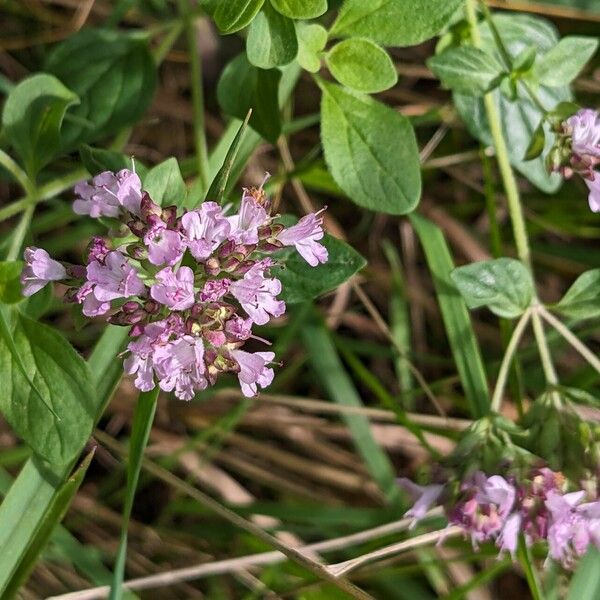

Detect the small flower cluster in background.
[
  {"left": 399, "top": 468, "right": 600, "bottom": 568},
  {"left": 21, "top": 169, "right": 328, "bottom": 400},
  {"left": 552, "top": 108, "right": 600, "bottom": 212}
]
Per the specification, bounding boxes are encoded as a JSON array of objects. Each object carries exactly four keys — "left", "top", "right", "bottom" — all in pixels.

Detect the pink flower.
[
  {"left": 566, "top": 109, "right": 600, "bottom": 159},
  {"left": 230, "top": 261, "right": 285, "bottom": 325},
  {"left": 397, "top": 479, "right": 444, "bottom": 528},
  {"left": 228, "top": 191, "right": 269, "bottom": 245},
  {"left": 199, "top": 278, "right": 230, "bottom": 302},
  {"left": 278, "top": 211, "right": 328, "bottom": 267},
  {"left": 150, "top": 266, "right": 195, "bottom": 310},
  {"left": 585, "top": 174, "right": 600, "bottom": 212},
  {"left": 21, "top": 247, "right": 67, "bottom": 296},
  {"left": 87, "top": 251, "right": 145, "bottom": 302},
  {"left": 144, "top": 218, "right": 184, "bottom": 266},
  {"left": 87, "top": 237, "right": 111, "bottom": 263},
  {"left": 497, "top": 512, "right": 522, "bottom": 558},
  {"left": 225, "top": 315, "right": 253, "bottom": 341},
  {"left": 153, "top": 335, "right": 206, "bottom": 400},
  {"left": 182, "top": 202, "right": 231, "bottom": 261},
  {"left": 76, "top": 282, "right": 110, "bottom": 317},
  {"left": 73, "top": 169, "right": 142, "bottom": 218},
  {"left": 231, "top": 349, "right": 275, "bottom": 397}
]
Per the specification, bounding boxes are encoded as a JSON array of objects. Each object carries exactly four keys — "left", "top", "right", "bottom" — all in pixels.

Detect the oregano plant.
[{"left": 0, "top": 0, "right": 599, "bottom": 598}]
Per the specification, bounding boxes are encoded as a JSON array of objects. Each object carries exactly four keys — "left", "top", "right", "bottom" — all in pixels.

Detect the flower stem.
[
  {"left": 539, "top": 306, "right": 600, "bottom": 375},
  {"left": 0, "top": 149, "right": 35, "bottom": 197},
  {"left": 6, "top": 204, "right": 34, "bottom": 261},
  {"left": 530, "top": 305, "right": 559, "bottom": 385},
  {"left": 490, "top": 309, "right": 531, "bottom": 413}
]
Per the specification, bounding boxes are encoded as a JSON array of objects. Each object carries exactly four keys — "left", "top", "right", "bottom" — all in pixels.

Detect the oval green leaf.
[
  {"left": 326, "top": 38, "right": 397, "bottom": 93},
  {"left": 319, "top": 80, "right": 421, "bottom": 214},
  {"left": 1, "top": 73, "right": 79, "bottom": 178},
  {"left": 274, "top": 233, "right": 366, "bottom": 303},
  {"left": 143, "top": 157, "right": 187, "bottom": 207},
  {"left": 331, "top": 0, "right": 464, "bottom": 47},
  {"left": 450, "top": 258, "right": 534, "bottom": 319},
  {"left": 555, "top": 269, "right": 600, "bottom": 321},
  {"left": 0, "top": 262, "right": 24, "bottom": 304},
  {"left": 213, "top": 0, "right": 265, "bottom": 34},
  {"left": 0, "top": 314, "right": 96, "bottom": 464},
  {"left": 46, "top": 28, "right": 156, "bottom": 150},
  {"left": 296, "top": 23, "right": 327, "bottom": 73},
  {"left": 271, "top": 0, "right": 327, "bottom": 19},
  {"left": 247, "top": 3, "right": 298, "bottom": 69}
]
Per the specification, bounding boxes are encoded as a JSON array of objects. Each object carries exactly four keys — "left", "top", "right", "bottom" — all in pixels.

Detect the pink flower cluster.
[
  {"left": 399, "top": 468, "right": 600, "bottom": 568},
  {"left": 21, "top": 169, "right": 328, "bottom": 400},
  {"left": 558, "top": 109, "right": 600, "bottom": 212}
]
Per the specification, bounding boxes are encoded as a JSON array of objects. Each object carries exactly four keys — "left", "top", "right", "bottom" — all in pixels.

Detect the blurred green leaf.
[
  {"left": 217, "top": 54, "right": 282, "bottom": 143},
  {"left": 534, "top": 36, "right": 598, "bottom": 87},
  {"left": 320, "top": 80, "right": 421, "bottom": 214},
  {"left": 0, "top": 314, "right": 95, "bottom": 464},
  {"left": 326, "top": 38, "right": 397, "bottom": 93},
  {"left": 568, "top": 547, "right": 600, "bottom": 600},
  {"left": 271, "top": 0, "right": 327, "bottom": 19},
  {"left": 46, "top": 28, "right": 156, "bottom": 149},
  {"left": 451, "top": 258, "right": 534, "bottom": 318},
  {"left": 0, "top": 261, "right": 23, "bottom": 304},
  {"left": 1, "top": 73, "right": 79, "bottom": 178},
  {"left": 274, "top": 234, "right": 366, "bottom": 303},
  {"left": 143, "top": 157, "right": 187, "bottom": 207},
  {"left": 428, "top": 46, "right": 504, "bottom": 95},
  {"left": 411, "top": 214, "right": 490, "bottom": 418},
  {"left": 330, "top": 0, "right": 464, "bottom": 47},
  {"left": 296, "top": 23, "right": 327, "bottom": 73},
  {"left": 247, "top": 3, "right": 298, "bottom": 69},
  {"left": 79, "top": 145, "right": 148, "bottom": 179},
  {"left": 212, "top": 0, "right": 265, "bottom": 33},
  {"left": 454, "top": 14, "right": 569, "bottom": 193},
  {"left": 524, "top": 121, "right": 546, "bottom": 161},
  {"left": 555, "top": 269, "right": 600, "bottom": 320},
  {"left": 205, "top": 111, "right": 251, "bottom": 206}
]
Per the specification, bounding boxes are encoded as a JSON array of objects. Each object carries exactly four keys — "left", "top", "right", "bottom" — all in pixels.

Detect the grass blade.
[
  {"left": 109, "top": 388, "right": 159, "bottom": 600},
  {"left": 205, "top": 109, "right": 252, "bottom": 205},
  {"left": 567, "top": 547, "right": 600, "bottom": 600},
  {"left": 302, "top": 319, "right": 399, "bottom": 503},
  {"left": 410, "top": 214, "right": 490, "bottom": 418}
]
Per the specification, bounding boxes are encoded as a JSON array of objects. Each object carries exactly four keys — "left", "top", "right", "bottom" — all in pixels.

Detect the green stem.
[
  {"left": 490, "top": 309, "right": 531, "bottom": 413},
  {"left": 6, "top": 205, "right": 34, "bottom": 261},
  {"left": 178, "top": 0, "right": 209, "bottom": 190},
  {"left": 516, "top": 534, "right": 545, "bottom": 600},
  {"left": 531, "top": 305, "right": 559, "bottom": 385},
  {"left": 539, "top": 306, "right": 600, "bottom": 375},
  {"left": 0, "top": 149, "right": 34, "bottom": 196}
]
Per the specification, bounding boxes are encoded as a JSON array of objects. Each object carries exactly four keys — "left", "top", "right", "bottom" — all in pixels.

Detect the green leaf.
[
  {"left": 0, "top": 452, "right": 94, "bottom": 599},
  {"left": 428, "top": 46, "right": 504, "bottom": 95},
  {"left": 330, "top": 0, "right": 464, "bottom": 47},
  {"left": 271, "top": 0, "right": 327, "bottom": 19},
  {"left": 296, "top": 23, "right": 327, "bottom": 73},
  {"left": 568, "top": 547, "right": 600, "bottom": 600},
  {"left": 109, "top": 388, "right": 158, "bottom": 600},
  {"left": 512, "top": 46, "right": 537, "bottom": 74},
  {"left": 534, "top": 36, "right": 598, "bottom": 87},
  {"left": 143, "top": 157, "right": 187, "bottom": 207},
  {"left": 451, "top": 258, "right": 534, "bottom": 319},
  {"left": 453, "top": 14, "right": 569, "bottom": 193},
  {"left": 213, "top": 0, "right": 265, "bottom": 34},
  {"left": 555, "top": 269, "right": 600, "bottom": 320},
  {"left": 46, "top": 28, "right": 156, "bottom": 149},
  {"left": 205, "top": 111, "right": 252, "bottom": 205},
  {"left": 79, "top": 144, "right": 148, "bottom": 179},
  {"left": 247, "top": 3, "right": 298, "bottom": 69},
  {"left": 326, "top": 38, "right": 397, "bottom": 93},
  {"left": 0, "top": 325, "right": 129, "bottom": 596},
  {"left": 1, "top": 73, "right": 79, "bottom": 177},
  {"left": 217, "top": 54, "right": 282, "bottom": 143},
  {"left": 319, "top": 80, "right": 421, "bottom": 214},
  {"left": 0, "top": 314, "right": 95, "bottom": 464},
  {"left": 0, "top": 261, "right": 24, "bottom": 304},
  {"left": 524, "top": 121, "right": 546, "bottom": 161},
  {"left": 411, "top": 214, "right": 490, "bottom": 418},
  {"left": 273, "top": 233, "right": 366, "bottom": 303}
]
